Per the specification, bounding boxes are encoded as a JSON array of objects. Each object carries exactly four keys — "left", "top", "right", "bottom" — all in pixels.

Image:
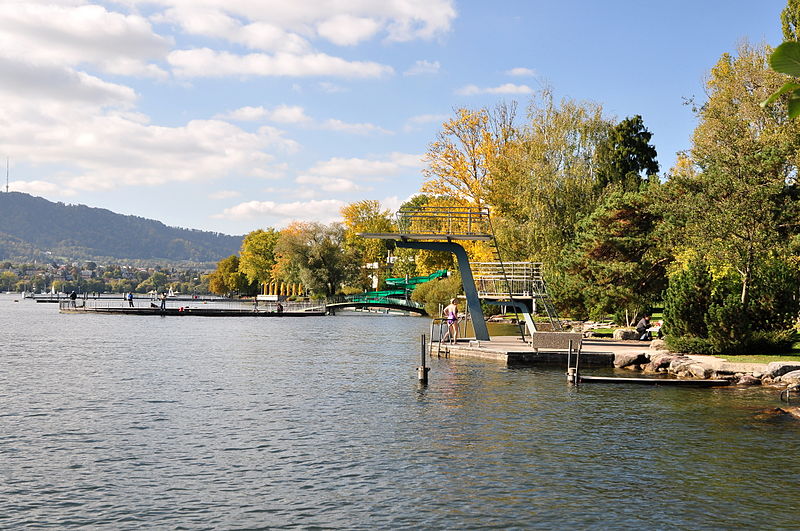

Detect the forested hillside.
[{"left": 0, "top": 192, "right": 242, "bottom": 264}]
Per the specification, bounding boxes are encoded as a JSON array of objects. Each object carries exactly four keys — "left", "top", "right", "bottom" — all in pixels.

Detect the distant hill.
[{"left": 0, "top": 192, "right": 242, "bottom": 265}]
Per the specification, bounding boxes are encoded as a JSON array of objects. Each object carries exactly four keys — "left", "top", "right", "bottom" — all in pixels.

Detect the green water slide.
[
  {"left": 351, "top": 269, "right": 448, "bottom": 300},
  {"left": 384, "top": 269, "right": 448, "bottom": 292}
]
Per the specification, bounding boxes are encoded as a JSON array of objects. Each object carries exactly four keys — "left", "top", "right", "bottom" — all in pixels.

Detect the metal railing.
[
  {"left": 396, "top": 205, "right": 492, "bottom": 236},
  {"left": 59, "top": 298, "right": 322, "bottom": 312},
  {"left": 472, "top": 261, "right": 546, "bottom": 297}
]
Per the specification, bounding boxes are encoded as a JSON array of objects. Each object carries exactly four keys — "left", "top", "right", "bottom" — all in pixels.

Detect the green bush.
[
  {"left": 411, "top": 272, "right": 462, "bottom": 317},
  {"left": 745, "top": 329, "right": 799, "bottom": 354},
  {"left": 663, "top": 255, "right": 800, "bottom": 355},
  {"left": 664, "top": 335, "right": 715, "bottom": 355}
]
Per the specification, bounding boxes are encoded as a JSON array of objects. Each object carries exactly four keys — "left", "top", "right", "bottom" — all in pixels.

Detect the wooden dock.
[{"left": 431, "top": 336, "right": 618, "bottom": 367}]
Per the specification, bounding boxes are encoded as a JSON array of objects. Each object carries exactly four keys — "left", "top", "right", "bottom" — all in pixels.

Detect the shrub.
[
  {"left": 664, "top": 335, "right": 715, "bottom": 355},
  {"left": 411, "top": 272, "right": 462, "bottom": 317}
]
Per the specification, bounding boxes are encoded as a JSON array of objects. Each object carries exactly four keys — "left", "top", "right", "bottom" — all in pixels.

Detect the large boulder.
[
  {"left": 643, "top": 353, "right": 677, "bottom": 373},
  {"left": 763, "top": 362, "right": 800, "bottom": 380},
  {"left": 614, "top": 352, "right": 649, "bottom": 368},
  {"left": 737, "top": 375, "right": 762, "bottom": 386},
  {"left": 779, "top": 370, "right": 800, "bottom": 384},
  {"left": 613, "top": 328, "right": 640, "bottom": 341},
  {"left": 649, "top": 339, "right": 666, "bottom": 350}
]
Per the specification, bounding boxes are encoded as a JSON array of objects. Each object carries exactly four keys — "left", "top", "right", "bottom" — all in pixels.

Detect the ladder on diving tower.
[{"left": 475, "top": 218, "right": 563, "bottom": 334}]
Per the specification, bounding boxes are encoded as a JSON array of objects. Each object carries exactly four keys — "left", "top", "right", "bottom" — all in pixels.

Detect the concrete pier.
[{"left": 430, "top": 336, "right": 641, "bottom": 367}]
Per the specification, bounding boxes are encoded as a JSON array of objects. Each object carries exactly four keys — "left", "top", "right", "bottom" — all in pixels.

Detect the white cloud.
[
  {"left": 168, "top": 48, "right": 394, "bottom": 78},
  {"left": 403, "top": 113, "right": 448, "bottom": 132},
  {"left": 9, "top": 180, "right": 77, "bottom": 198},
  {"left": 219, "top": 105, "right": 312, "bottom": 124},
  {"left": 216, "top": 199, "right": 347, "bottom": 224},
  {"left": 506, "top": 67, "right": 536, "bottom": 77},
  {"left": 219, "top": 106, "right": 390, "bottom": 134},
  {"left": 145, "top": 0, "right": 455, "bottom": 45},
  {"left": 456, "top": 83, "right": 534, "bottom": 95},
  {"left": 318, "top": 82, "right": 348, "bottom": 93},
  {"left": 319, "top": 119, "right": 392, "bottom": 135},
  {"left": 317, "top": 15, "right": 381, "bottom": 46},
  {"left": 296, "top": 175, "right": 364, "bottom": 193},
  {"left": 404, "top": 60, "right": 441, "bottom": 76},
  {"left": 0, "top": 3, "right": 170, "bottom": 74},
  {"left": 0, "top": 57, "right": 137, "bottom": 107},
  {"left": 209, "top": 190, "right": 242, "bottom": 200},
  {"left": 308, "top": 153, "right": 423, "bottom": 179}
]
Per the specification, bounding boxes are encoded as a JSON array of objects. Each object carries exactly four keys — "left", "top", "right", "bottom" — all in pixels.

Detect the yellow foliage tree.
[{"left": 421, "top": 104, "right": 516, "bottom": 206}]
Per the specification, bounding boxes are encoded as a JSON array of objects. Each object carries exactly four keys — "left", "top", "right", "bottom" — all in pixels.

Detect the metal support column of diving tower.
[{"left": 357, "top": 205, "right": 494, "bottom": 341}]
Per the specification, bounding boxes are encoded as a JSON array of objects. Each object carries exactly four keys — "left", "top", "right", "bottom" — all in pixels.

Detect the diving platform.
[{"left": 357, "top": 232, "right": 493, "bottom": 242}]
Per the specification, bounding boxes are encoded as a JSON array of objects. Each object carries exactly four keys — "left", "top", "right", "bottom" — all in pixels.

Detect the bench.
[{"left": 529, "top": 332, "right": 583, "bottom": 352}]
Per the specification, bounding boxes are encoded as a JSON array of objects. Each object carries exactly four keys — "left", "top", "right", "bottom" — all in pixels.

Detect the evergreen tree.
[{"left": 594, "top": 115, "right": 659, "bottom": 191}]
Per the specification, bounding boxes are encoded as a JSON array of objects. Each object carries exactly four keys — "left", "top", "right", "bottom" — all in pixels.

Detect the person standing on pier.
[
  {"left": 443, "top": 298, "right": 459, "bottom": 344},
  {"left": 127, "top": 292, "right": 134, "bottom": 307},
  {"left": 160, "top": 292, "right": 167, "bottom": 311}
]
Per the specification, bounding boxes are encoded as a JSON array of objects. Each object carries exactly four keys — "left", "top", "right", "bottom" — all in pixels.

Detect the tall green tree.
[
  {"left": 563, "top": 187, "right": 668, "bottom": 322},
  {"left": 488, "top": 88, "right": 611, "bottom": 267},
  {"left": 671, "top": 42, "right": 800, "bottom": 311},
  {"left": 594, "top": 115, "right": 659, "bottom": 191}
]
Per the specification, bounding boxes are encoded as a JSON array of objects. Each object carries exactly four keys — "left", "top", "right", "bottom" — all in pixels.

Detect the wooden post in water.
[{"left": 417, "top": 334, "right": 430, "bottom": 384}]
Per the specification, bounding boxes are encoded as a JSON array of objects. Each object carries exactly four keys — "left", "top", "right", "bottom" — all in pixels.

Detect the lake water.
[{"left": 2, "top": 294, "right": 799, "bottom": 529}]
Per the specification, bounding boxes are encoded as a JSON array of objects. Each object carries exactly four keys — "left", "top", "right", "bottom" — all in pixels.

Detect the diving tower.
[{"left": 359, "top": 205, "right": 561, "bottom": 341}]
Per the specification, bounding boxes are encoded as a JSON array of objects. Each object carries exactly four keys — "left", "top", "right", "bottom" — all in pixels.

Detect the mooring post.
[
  {"left": 417, "top": 334, "right": 430, "bottom": 384},
  {"left": 566, "top": 339, "right": 577, "bottom": 384}
]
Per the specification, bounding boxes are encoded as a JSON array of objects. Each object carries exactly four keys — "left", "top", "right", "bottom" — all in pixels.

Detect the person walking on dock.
[
  {"left": 159, "top": 292, "right": 167, "bottom": 311},
  {"left": 443, "top": 298, "right": 459, "bottom": 344},
  {"left": 127, "top": 292, "right": 134, "bottom": 307},
  {"left": 69, "top": 290, "right": 77, "bottom": 308}
]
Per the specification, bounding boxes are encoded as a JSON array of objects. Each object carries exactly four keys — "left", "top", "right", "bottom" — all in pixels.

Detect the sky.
[{"left": 0, "top": 0, "right": 787, "bottom": 236}]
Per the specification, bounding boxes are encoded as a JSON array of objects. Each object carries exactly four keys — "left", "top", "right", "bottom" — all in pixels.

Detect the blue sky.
[{"left": 0, "top": 1, "right": 786, "bottom": 235}]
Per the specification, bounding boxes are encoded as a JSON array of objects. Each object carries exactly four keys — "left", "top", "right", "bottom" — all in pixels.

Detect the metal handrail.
[{"left": 396, "top": 205, "right": 492, "bottom": 236}]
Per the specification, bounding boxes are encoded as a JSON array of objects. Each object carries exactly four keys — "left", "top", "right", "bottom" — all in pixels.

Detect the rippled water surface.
[{"left": 2, "top": 294, "right": 800, "bottom": 529}]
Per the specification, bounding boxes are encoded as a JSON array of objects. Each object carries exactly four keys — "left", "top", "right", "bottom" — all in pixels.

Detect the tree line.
[{"left": 211, "top": 3, "right": 800, "bottom": 354}]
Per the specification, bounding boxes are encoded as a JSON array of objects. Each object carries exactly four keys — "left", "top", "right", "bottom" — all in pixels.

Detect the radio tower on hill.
[{"left": 5, "top": 157, "right": 8, "bottom": 193}]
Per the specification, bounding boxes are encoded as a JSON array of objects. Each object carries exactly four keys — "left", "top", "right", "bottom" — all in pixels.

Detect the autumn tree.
[
  {"left": 782, "top": 0, "right": 800, "bottom": 41},
  {"left": 421, "top": 102, "right": 517, "bottom": 206},
  {"left": 273, "top": 222, "right": 358, "bottom": 297},
  {"left": 238, "top": 228, "right": 279, "bottom": 287},
  {"left": 488, "top": 88, "right": 611, "bottom": 268},
  {"left": 208, "top": 255, "right": 249, "bottom": 296},
  {"left": 341, "top": 200, "right": 395, "bottom": 289}
]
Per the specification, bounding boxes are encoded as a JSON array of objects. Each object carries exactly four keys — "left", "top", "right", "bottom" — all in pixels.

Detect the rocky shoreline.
[
  {"left": 612, "top": 339, "right": 800, "bottom": 386},
  {"left": 609, "top": 339, "right": 800, "bottom": 419}
]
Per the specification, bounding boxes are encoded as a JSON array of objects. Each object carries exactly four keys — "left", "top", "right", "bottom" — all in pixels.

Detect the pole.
[{"left": 417, "top": 334, "right": 429, "bottom": 384}]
